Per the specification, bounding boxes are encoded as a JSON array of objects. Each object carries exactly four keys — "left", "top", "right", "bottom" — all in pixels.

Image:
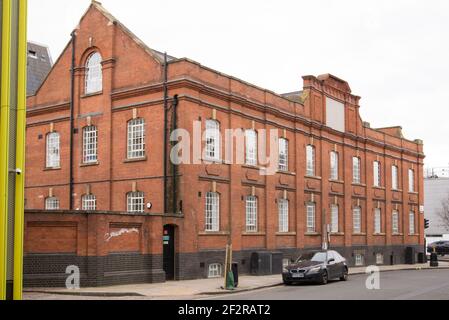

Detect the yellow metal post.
[
  {"left": 13, "top": 0, "right": 27, "bottom": 300},
  {"left": 0, "top": 0, "right": 12, "bottom": 301}
]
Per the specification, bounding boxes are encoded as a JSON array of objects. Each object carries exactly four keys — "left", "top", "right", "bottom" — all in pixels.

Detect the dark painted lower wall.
[
  {"left": 24, "top": 245, "right": 423, "bottom": 287},
  {"left": 24, "top": 253, "right": 165, "bottom": 288}
]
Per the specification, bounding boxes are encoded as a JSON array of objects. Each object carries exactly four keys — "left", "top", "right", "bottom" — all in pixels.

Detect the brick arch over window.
[{"left": 84, "top": 51, "right": 103, "bottom": 94}]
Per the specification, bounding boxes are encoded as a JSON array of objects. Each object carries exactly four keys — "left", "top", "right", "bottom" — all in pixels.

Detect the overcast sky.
[{"left": 28, "top": 0, "right": 449, "bottom": 168}]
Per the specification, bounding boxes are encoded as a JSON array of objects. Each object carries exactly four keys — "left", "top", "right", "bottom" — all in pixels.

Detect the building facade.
[
  {"left": 24, "top": 2, "right": 425, "bottom": 286},
  {"left": 424, "top": 175, "right": 449, "bottom": 245}
]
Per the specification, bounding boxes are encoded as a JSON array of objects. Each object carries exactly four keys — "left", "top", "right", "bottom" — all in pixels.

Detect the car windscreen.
[{"left": 296, "top": 252, "right": 327, "bottom": 263}]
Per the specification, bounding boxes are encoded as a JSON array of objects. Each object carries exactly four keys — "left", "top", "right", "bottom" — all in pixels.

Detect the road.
[{"left": 209, "top": 269, "right": 449, "bottom": 300}]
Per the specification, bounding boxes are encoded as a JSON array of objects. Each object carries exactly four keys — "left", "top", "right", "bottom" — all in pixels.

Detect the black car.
[
  {"left": 427, "top": 241, "right": 449, "bottom": 256},
  {"left": 283, "top": 250, "right": 348, "bottom": 285}
]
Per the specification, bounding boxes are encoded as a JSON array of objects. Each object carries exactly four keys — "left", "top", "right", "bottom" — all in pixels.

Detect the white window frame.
[
  {"left": 409, "top": 211, "right": 415, "bottom": 235},
  {"left": 408, "top": 169, "right": 415, "bottom": 192},
  {"left": 85, "top": 52, "right": 102, "bottom": 94},
  {"left": 205, "top": 192, "right": 220, "bottom": 232},
  {"left": 353, "top": 206, "right": 362, "bottom": 234},
  {"left": 374, "top": 208, "right": 382, "bottom": 234},
  {"left": 46, "top": 132, "right": 60, "bottom": 168},
  {"left": 127, "top": 191, "right": 145, "bottom": 213},
  {"left": 306, "top": 145, "right": 315, "bottom": 176},
  {"left": 353, "top": 157, "right": 361, "bottom": 184},
  {"left": 45, "top": 197, "right": 60, "bottom": 210},
  {"left": 331, "top": 204, "right": 339, "bottom": 233},
  {"left": 373, "top": 161, "right": 381, "bottom": 187},
  {"left": 208, "top": 263, "right": 223, "bottom": 278},
  {"left": 127, "top": 118, "right": 146, "bottom": 159},
  {"left": 83, "top": 125, "right": 98, "bottom": 164},
  {"left": 82, "top": 194, "right": 97, "bottom": 211},
  {"left": 392, "top": 165, "right": 399, "bottom": 190},
  {"left": 306, "top": 202, "right": 316, "bottom": 233},
  {"left": 392, "top": 210, "right": 400, "bottom": 234},
  {"left": 376, "top": 253, "right": 384, "bottom": 265},
  {"left": 330, "top": 151, "right": 339, "bottom": 180},
  {"left": 245, "top": 129, "right": 257, "bottom": 166},
  {"left": 278, "top": 138, "right": 289, "bottom": 172},
  {"left": 278, "top": 199, "right": 289, "bottom": 233},
  {"left": 205, "top": 120, "right": 220, "bottom": 161},
  {"left": 355, "top": 254, "right": 364, "bottom": 266},
  {"left": 246, "top": 196, "right": 258, "bottom": 232}
]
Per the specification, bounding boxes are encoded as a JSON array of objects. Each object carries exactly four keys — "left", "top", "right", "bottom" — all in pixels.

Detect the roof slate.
[{"left": 27, "top": 41, "right": 53, "bottom": 96}]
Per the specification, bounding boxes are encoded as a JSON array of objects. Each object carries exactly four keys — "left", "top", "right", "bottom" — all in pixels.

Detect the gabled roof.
[
  {"left": 84, "top": 1, "right": 177, "bottom": 63},
  {"left": 27, "top": 41, "right": 53, "bottom": 95}
]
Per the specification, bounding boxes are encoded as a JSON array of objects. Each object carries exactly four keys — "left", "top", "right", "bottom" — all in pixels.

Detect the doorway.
[{"left": 163, "top": 225, "right": 176, "bottom": 280}]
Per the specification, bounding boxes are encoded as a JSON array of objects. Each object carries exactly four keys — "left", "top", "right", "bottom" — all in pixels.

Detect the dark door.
[{"left": 163, "top": 225, "right": 175, "bottom": 280}]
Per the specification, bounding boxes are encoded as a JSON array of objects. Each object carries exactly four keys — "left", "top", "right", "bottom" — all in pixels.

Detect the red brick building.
[{"left": 24, "top": 2, "right": 425, "bottom": 287}]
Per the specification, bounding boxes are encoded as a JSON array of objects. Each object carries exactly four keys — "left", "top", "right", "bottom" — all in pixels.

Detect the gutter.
[{"left": 163, "top": 53, "right": 168, "bottom": 214}]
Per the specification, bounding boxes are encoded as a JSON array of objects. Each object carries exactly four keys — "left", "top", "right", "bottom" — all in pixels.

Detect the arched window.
[
  {"left": 127, "top": 191, "right": 145, "bottom": 213},
  {"left": 85, "top": 52, "right": 102, "bottom": 94},
  {"left": 245, "top": 196, "right": 258, "bottom": 232},
  {"left": 82, "top": 194, "right": 97, "bottom": 211},
  {"left": 205, "top": 120, "right": 220, "bottom": 161},
  {"left": 306, "top": 145, "right": 315, "bottom": 176},
  {"left": 245, "top": 129, "right": 257, "bottom": 166},
  {"left": 127, "top": 118, "right": 146, "bottom": 159},
  {"left": 83, "top": 125, "right": 98, "bottom": 164},
  {"left": 46, "top": 132, "right": 60, "bottom": 168},
  {"left": 205, "top": 192, "right": 220, "bottom": 232},
  {"left": 45, "top": 197, "right": 60, "bottom": 210}
]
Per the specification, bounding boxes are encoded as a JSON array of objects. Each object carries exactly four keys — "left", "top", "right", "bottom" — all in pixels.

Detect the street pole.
[{"left": 0, "top": 0, "right": 27, "bottom": 300}]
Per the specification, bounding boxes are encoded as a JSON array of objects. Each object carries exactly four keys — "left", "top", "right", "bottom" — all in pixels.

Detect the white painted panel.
[{"left": 326, "top": 97, "right": 345, "bottom": 132}]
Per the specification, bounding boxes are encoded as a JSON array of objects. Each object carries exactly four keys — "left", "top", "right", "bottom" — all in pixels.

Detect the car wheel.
[
  {"left": 340, "top": 268, "right": 349, "bottom": 281},
  {"left": 320, "top": 271, "right": 328, "bottom": 285}
]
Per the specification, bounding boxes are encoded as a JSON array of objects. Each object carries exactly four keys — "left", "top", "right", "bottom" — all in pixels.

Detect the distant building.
[
  {"left": 27, "top": 41, "right": 52, "bottom": 96},
  {"left": 424, "top": 174, "right": 449, "bottom": 244}
]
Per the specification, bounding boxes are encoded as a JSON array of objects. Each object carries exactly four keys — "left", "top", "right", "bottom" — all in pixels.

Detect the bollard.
[{"left": 430, "top": 248, "right": 439, "bottom": 267}]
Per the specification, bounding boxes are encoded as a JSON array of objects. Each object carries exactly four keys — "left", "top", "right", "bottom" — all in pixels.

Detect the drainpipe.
[
  {"left": 69, "top": 31, "right": 76, "bottom": 210},
  {"left": 163, "top": 53, "right": 168, "bottom": 214},
  {"left": 172, "top": 95, "right": 179, "bottom": 214}
]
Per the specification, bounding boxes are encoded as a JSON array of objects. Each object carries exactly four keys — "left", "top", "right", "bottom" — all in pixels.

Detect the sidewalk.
[{"left": 25, "top": 261, "right": 449, "bottom": 299}]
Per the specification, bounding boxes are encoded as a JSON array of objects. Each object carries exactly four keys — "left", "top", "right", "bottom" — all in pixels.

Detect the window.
[
  {"left": 82, "top": 194, "right": 96, "bottom": 211},
  {"left": 376, "top": 253, "right": 384, "bottom": 265},
  {"left": 331, "top": 204, "right": 339, "bottom": 233},
  {"left": 306, "top": 145, "right": 315, "bottom": 176},
  {"left": 83, "top": 125, "right": 98, "bottom": 164},
  {"left": 408, "top": 169, "right": 415, "bottom": 192},
  {"left": 278, "top": 199, "right": 289, "bottom": 233},
  {"left": 127, "top": 191, "right": 145, "bottom": 213},
  {"left": 409, "top": 211, "right": 415, "bottom": 234},
  {"left": 392, "top": 210, "right": 400, "bottom": 234},
  {"left": 278, "top": 138, "right": 289, "bottom": 172},
  {"left": 205, "top": 192, "right": 220, "bottom": 232},
  {"left": 85, "top": 52, "right": 102, "bottom": 94},
  {"left": 46, "top": 132, "right": 60, "bottom": 168},
  {"left": 353, "top": 207, "right": 362, "bottom": 234},
  {"left": 374, "top": 208, "right": 382, "bottom": 234},
  {"left": 246, "top": 196, "right": 258, "bottom": 232},
  {"left": 330, "top": 151, "right": 339, "bottom": 180},
  {"left": 45, "top": 197, "right": 60, "bottom": 210},
  {"left": 353, "top": 157, "right": 361, "bottom": 184},
  {"left": 127, "top": 118, "right": 146, "bottom": 159},
  {"left": 392, "top": 165, "right": 399, "bottom": 190},
  {"left": 355, "top": 254, "right": 364, "bottom": 266},
  {"left": 205, "top": 120, "right": 220, "bottom": 161},
  {"left": 208, "top": 263, "right": 223, "bottom": 278},
  {"left": 373, "top": 161, "right": 381, "bottom": 187},
  {"left": 306, "top": 202, "right": 316, "bottom": 233},
  {"left": 245, "top": 130, "right": 257, "bottom": 166}
]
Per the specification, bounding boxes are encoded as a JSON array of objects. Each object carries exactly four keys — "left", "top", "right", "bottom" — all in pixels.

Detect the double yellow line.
[{"left": 0, "top": 0, "right": 28, "bottom": 301}]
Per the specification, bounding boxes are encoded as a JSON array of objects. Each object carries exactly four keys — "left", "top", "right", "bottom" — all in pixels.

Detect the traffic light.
[{"left": 424, "top": 219, "right": 430, "bottom": 230}]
